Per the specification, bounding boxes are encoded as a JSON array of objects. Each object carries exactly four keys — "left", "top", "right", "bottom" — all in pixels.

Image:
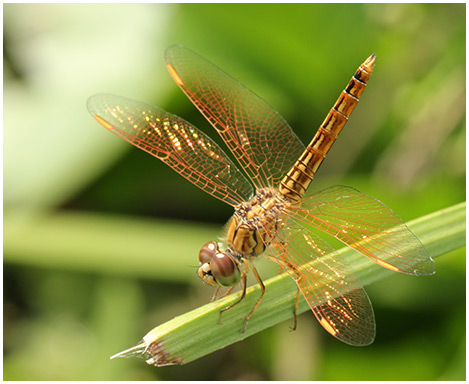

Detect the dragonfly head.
[{"left": 197, "top": 241, "right": 241, "bottom": 287}]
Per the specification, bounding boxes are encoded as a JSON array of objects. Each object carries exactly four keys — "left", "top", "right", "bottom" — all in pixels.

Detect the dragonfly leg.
[
  {"left": 242, "top": 263, "right": 265, "bottom": 333},
  {"left": 290, "top": 287, "right": 300, "bottom": 331},
  {"left": 221, "top": 286, "right": 236, "bottom": 298},
  {"left": 211, "top": 286, "right": 222, "bottom": 302},
  {"left": 212, "top": 285, "right": 235, "bottom": 302},
  {"left": 263, "top": 254, "right": 301, "bottom": 330},
  {"left": 219, "top": 272, "right": 247, "bottom": 325}
]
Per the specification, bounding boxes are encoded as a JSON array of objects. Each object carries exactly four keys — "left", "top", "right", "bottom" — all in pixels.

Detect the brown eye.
[
  {"left": 199, "top": 241, "right": 218, "bottom": 264},
  {"left": 211, "top": 252, "right": 241, "bottom": 287}
]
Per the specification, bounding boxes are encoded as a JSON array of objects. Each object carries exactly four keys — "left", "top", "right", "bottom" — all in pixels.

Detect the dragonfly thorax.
[{"left": 226, "top": 188, "right": 287, "bottom": 257}]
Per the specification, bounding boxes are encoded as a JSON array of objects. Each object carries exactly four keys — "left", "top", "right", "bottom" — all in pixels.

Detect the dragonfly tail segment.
[{"left": 279, "top": 54, "right": 376, "bottom": 202}]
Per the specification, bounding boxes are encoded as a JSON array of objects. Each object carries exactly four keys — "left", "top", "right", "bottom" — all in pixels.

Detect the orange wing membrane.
[
  {"left": 263, "top": 220, "right": 376, "bottom": 346},
  {"left": 87, "top": 94, "right": 253, "bottom": 207},
  {"left": 165, "top": 46, "right": 306, "bottom": 191},
  {"left": 286, "top": 186, "right": 435, "bottom": 276}
]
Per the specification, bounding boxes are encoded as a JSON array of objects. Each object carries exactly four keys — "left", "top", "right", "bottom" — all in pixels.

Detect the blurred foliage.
[{"left": 3, "top": 3, "right": 465, "bottom": 381}]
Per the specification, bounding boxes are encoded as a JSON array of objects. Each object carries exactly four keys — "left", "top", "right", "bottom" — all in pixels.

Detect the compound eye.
[
  {"left": 211, "top": 252, "right": 241, "bottom": 287},
  {"left": 199, "top": 241, "right": 218, "bottom": 264}
]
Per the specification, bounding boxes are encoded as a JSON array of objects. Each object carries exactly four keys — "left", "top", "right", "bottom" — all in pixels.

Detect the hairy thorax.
[{"left": 224, "top": 188, "right": 289, "bottom": 258}]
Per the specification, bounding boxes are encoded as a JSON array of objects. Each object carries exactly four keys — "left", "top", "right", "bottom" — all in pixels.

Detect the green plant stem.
[{"left": 111, "top": 202, "right": 466, "bottom": 366}]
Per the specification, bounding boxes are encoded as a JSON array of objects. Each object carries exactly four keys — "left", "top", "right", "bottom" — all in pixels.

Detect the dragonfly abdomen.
[{"left": 279, "top": 54, "right": 376, "bottom": 202}]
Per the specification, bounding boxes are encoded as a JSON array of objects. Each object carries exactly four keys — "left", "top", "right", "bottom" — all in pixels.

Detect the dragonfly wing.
[
  {"left": 287, "top": 185, "right": 435, "bottom": 276},
  {"left": 264, "top": 220, "right": 375, "bottom": 346},
  {"left": 87, "top": 94, "right": 254, "bottom": 207},
  {"left": 165, "top": 45, "right": 305, "bottom": 190}
]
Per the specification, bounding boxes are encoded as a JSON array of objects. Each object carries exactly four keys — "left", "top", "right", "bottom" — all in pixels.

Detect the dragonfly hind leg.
[
  {"left": 263, "top": 254, "right": 302, "bottom": 331},
  {"left": 241, "top": 263, "right": 266, "bottom": 333},
  {"left": 290, "top": 287, "right": 300, "bottom": 331}
]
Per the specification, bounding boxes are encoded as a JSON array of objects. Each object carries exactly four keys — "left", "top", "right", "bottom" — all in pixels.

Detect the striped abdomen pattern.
[{"left": 279, "top": 54, "right": 376, "bottom": 202}]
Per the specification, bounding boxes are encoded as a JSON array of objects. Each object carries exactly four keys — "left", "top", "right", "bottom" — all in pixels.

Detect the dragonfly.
[{"left": 87, "top": 46, "right": 435, "bottom": 346}]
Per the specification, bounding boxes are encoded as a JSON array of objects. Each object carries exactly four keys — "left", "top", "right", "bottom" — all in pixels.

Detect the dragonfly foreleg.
[
  {"left": 212, "top": 285, "right": 235, "bottom": 302},
  {"left": 211, "top": 286, "right": 222, "bottom": 302},
  {"left": 219, "top": 271, "right": 247, "bottom": 325}
]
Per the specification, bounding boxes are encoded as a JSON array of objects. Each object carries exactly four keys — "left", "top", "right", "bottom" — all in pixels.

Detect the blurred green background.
[{"left": 3, "top": 3, "right": 465, "bottom": 380}]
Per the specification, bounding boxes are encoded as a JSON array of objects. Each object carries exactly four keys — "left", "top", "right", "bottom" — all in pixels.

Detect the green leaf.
[{"left": 111, "top": 202, "right": 466, "bottom": 366}]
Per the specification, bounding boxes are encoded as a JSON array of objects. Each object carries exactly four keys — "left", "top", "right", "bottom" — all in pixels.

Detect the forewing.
[
  {"left": 87, "top": 94, "right": 253, "bottom": 207},
  {"left": 287, "top": 185, "right": 435, "bottom": 276},
  {"left": 264, "top": 220, "right": 375, "bottom": 346},
  {"left": 165, "top": 45, "right": 305, "bottom": 190}
]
